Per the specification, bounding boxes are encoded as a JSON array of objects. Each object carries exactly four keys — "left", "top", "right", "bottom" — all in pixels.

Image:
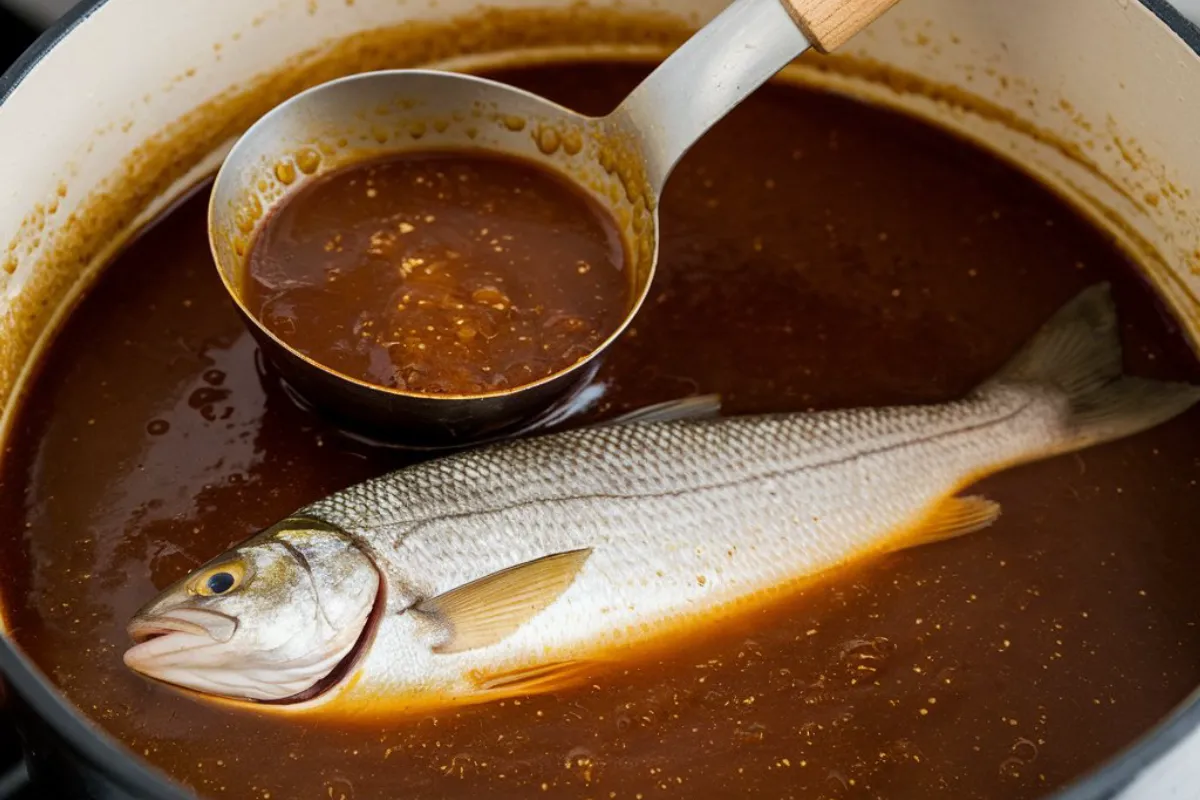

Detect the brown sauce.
[
  {"left": 2, "top": 61, "right": 1200, "bottom": 799},
  {"left": 243, "top": 151, "right": 628, "bottom": 395}
]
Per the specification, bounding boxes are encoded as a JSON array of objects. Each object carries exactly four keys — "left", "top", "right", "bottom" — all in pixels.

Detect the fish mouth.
[
  {"left": 123, "top": 609, "right": 239, "bottom": 672},
  {"left": 128, "top": 613, "right": 232, "bottom": 643}
]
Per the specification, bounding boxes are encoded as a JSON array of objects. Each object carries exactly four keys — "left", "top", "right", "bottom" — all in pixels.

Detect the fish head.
[{"left": 123, "top": 517, "right": 380, "bottom": 703}]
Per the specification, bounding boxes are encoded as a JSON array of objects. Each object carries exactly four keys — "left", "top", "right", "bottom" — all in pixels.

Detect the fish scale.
[{"left": 304, "top": 391, "right": 1037, "bottom": 534}]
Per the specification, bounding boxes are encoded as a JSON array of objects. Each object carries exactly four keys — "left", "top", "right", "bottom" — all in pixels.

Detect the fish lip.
[
  {"left": 127, "top": 617, "right": 205, "bottom": 644},
  {"left": 126, "top": 608, "right": 239, "bottom": 645}
]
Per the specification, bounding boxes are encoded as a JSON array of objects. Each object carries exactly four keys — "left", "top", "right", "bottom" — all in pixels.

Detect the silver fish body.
[{"left": 124, "top": 284, "right": 1200, "bottom": 714}]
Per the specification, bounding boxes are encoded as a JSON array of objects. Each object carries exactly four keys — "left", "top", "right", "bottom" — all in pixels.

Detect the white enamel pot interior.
[{"left": 2, "top": 1, "right": 1200, "bottom": 797}]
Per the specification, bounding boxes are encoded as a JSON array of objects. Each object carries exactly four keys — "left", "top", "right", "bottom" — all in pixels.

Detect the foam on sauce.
[{"left": 2, "top": 62, "right": 1199, "bottom": 799}]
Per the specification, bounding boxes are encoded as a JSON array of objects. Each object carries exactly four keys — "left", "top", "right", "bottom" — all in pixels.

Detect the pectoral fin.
[
  {"left": 893, "top": 495, "right": 1001, "bottom": 551},
  {"left": 418, "top": 549, "right": 592, "bottom": 654}
]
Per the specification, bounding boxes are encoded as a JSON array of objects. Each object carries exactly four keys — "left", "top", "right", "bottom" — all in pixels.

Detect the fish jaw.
[
  {"left": 122, "top": 637, "right": 344, "bottom": 702},
  {"left": 122, "top": 608, "right": 288, "bottom": 699}
]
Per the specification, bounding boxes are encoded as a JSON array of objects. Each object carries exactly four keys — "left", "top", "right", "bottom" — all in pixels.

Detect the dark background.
[
  {"left": 0, "top": 7, "right": 38, "bottom": 72},
  {"left": 1, "top": 9, "right": 52, "bottom": 797}
]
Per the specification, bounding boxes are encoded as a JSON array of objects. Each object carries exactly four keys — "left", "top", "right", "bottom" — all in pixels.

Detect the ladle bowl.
[{"left": 208, "top": 69, "right": 654, "bottom": 447}]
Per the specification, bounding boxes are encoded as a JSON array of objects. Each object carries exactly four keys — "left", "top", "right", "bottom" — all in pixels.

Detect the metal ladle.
[{"left": 209, "top": 0, "right": 900, "bottom": 448}]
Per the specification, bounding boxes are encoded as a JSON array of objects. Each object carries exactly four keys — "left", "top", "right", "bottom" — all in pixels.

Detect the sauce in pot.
[
  {"left": 2, "top": 61, "right": 1200, "bottom": 799},
  {"left": 243, "top": 151, "right": 629, "bottom": 395}
]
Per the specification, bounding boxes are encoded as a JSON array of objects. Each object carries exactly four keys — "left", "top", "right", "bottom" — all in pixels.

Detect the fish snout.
[{"left": 123, "top": 608, "right": 241, "bottom": 687}]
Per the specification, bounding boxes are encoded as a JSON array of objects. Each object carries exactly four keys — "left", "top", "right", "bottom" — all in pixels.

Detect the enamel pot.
[{"left": 2, "top": 0, "right": 1200, "bottom": 797}]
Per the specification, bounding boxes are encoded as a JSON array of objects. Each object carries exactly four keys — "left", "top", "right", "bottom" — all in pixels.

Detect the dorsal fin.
[
  {"left": 417, "top": 549, "right": 592, "bottom": 654},
  {"left": 604, "top": 394, "right": 722, "bottom": 426}
]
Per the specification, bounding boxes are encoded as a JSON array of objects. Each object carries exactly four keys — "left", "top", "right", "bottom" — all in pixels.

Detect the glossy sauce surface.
[
  {"left": 3, "top": 62, "right": 1200, "bottom": 799},
  {"left": 244, "top": 151, "right": 628, "bottom": 395}
]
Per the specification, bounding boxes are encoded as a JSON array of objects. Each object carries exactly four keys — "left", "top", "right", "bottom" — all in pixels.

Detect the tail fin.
[{"left": 985, "top": 283, "right": 1200, "bottom": 449}]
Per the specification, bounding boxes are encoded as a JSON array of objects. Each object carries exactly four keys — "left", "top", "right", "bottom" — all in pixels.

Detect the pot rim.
[{"left": 1, "top": 2, "right": 1200, "bottom": 798}]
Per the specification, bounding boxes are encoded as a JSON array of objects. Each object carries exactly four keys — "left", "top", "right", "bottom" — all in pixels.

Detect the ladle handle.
[
  {"left": 611, "top": 0, "right": 899, "bottom": 194},
  {"left": 780, "top": 0, "right": 902, "bottom": 52}
]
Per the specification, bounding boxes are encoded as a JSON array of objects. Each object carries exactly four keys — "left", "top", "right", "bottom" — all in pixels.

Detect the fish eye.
[
  {"left": 206, "top": 572, "right": 235, "bottom": 594},
  {"left": 188, "top": 561, "right": 247, "bottom": 597}
]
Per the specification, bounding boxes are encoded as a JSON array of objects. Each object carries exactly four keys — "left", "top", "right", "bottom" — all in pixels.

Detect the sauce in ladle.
[
  {"left": 2, "top": 61, "right": 1200, "bottom": 799},
  {"left": 243, "top": 151, "right": 629, "bottom": 395}
]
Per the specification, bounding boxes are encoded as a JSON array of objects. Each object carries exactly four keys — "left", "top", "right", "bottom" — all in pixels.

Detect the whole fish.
[{"left": 124, "top": 284, "right": 1200, "bottom": 716}]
